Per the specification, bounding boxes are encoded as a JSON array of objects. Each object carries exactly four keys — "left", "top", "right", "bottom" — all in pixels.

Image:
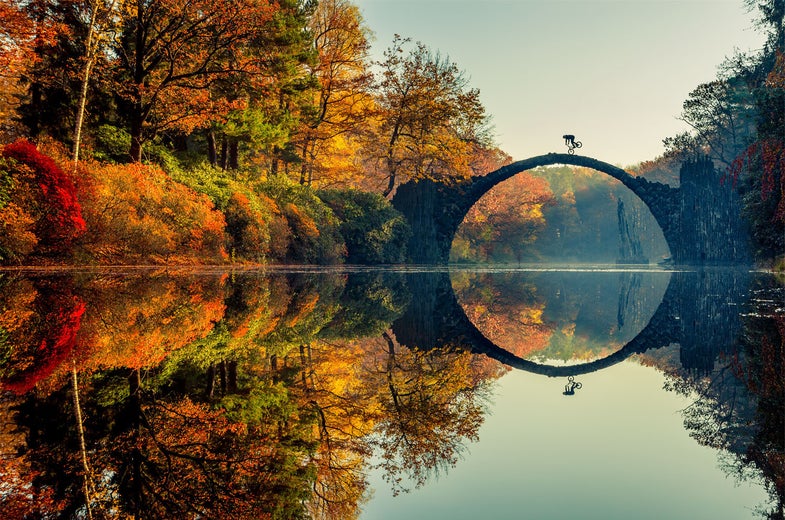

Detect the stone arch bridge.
[{"left": 391, "top": 153, "right": 749, "bottom": 264}]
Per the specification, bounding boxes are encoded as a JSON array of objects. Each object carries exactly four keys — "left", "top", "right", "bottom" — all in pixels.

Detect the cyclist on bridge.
[{"left": 562, "top": 134, "right": 582, "bottom": 154}]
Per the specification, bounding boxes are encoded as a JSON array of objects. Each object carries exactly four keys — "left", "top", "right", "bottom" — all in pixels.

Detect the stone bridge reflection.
[{"left": 391, "top": 269, "right": 750, "bottom": 377}]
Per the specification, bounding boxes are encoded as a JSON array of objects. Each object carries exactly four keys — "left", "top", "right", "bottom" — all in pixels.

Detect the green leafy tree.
[{"left": 318, "top": 189, "right": 410, "bottom": 264}]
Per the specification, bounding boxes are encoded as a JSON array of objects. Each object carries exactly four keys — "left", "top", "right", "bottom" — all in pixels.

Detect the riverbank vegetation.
[
  {"left": 647, "top": 0, "right": 785, "bottom": 267},
  {"left": 0, "top": 0, "right": 498, "bottom": 265},
  {"left": 0, "top": 0, "right": 782, "bottom": 266}
]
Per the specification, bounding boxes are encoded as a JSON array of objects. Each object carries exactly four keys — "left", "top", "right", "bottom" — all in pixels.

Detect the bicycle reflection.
[{"left": 563, "top": 376, "right": 583, "bottom": 396}]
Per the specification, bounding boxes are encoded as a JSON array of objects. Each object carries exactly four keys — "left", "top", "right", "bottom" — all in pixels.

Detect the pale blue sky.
[{"left": 355, "top": 0, "right": 767, "bottom": 167}]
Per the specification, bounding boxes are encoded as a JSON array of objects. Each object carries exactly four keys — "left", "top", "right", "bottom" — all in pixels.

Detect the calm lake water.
[{"left": 0, "top": 266, "right": 782, "bottom": 519}]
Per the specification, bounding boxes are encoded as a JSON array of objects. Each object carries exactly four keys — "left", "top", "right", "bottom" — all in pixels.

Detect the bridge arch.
[{"left": 392, "top": 153, "right": 680, "bottom": 264}]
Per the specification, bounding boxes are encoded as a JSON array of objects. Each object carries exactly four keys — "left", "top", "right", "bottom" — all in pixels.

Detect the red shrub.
[{"left": 1, "top": 140, "right": 87, "bottom": 252}]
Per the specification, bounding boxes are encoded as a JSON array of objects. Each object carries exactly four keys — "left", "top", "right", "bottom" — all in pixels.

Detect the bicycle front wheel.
[
  {"left": 568, "top": 148, "right": 575, "bottom": 155},
  {"left": 574, "top": 141, "right": 582, "bottom": 148}
]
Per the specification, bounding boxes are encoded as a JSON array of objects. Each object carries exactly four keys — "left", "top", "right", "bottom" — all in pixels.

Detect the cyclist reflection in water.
[{"left": 563, "top": 376, "right": 582, "bottom": 396}]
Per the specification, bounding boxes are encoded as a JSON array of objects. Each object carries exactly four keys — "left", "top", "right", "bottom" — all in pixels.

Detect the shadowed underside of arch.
[{"left": 392, "top": 153, "right": 680, "bottom": 264}]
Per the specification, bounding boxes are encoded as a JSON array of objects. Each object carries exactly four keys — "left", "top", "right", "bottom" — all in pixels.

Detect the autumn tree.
[
  {"left": 206, "top": 0, "right": 317, "bottom": 172},
  {"left": 110, "top": 0, "right": 278, "bottom": 162},
  {"left": 0, "top": 0, "right": 41, "bottom": 141},
  {"left": 0, "top": 276, "right": 86, "bottom": 394},
  {"left": 372, "top": 36, "right": 491, "bottom": 196},
  {"left": 368, "top": 332, "right": 490, "bottom": 495},
  {"left": 292, "top": 0, "right": 373, "bottom": 186},
  {"left": 452, "top": 172, "right": 554, "bottom": 263},
  {"left": 73, "top": 160, "right": 227, "bottom": 264},
  {"left": 0, "top": 140, "right": 86, "bottom": 261},
  {"left": 451, "top": 271, "right": 554, "bottom": 358},
  {"left": 10, "top": 0, "right": 85, "bottom": 141},
  {"left": 72, "top": 0, "right": 118, "bottom": 168}
]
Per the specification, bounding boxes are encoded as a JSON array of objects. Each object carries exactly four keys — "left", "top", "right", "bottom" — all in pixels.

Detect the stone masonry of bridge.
[{"left": 391, "top": 153, "right": 750, "bottom": 265}]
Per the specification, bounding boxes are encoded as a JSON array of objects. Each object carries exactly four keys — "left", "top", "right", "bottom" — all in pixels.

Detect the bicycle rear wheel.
[{"left": 575, "top": 141, "right": 582, "bottom": 148}]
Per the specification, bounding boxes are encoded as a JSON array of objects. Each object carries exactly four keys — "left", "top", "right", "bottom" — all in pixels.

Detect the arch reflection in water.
[{"left": 391, "top": 268, "right": 751, "bottom": 378}]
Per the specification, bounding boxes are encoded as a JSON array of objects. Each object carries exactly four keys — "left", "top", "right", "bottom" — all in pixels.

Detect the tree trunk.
[
  {"left": 72, "top": 61, "right": 93, "bottom": 168},
  {"left": 128, "top": 368, "right": 141, "bottom": 397},
  {"left": 271, "top": 147, "right": 280, "bottom": 176},
  {"left": 129, "top": 0, "right": 146, "bottom": 164},
  {"left": 205, "top": 364, "right": 216, "bottom": 399},
  {"left": 220, "top": 138, "right": 228, "bottom": 170},
  {"left": 72, "top": 0, "right": 100, "bottom": 171},
  {"left": 72, "top": 366, "right": 94, "bottom": 520},
  {"left": 299, "top": 344, "right": 308, "bottom": 390},
  {"left": 227, "top": 361, "right": 238, "bottom": 393},
  {"left": 270, "top": 354, "right": 278, "bottom": 382},
  {"left": 228, "top": 140, "right": 239, "bottom": 170},
  {"left": 383, "top": 167, "right": 396, "bottom": 197},
  {"left": 207, "top": 130, "right": 217, "bottom": 166},
  {"left": 129, "top": 99, "right": 145, "bottom": 162},
  {"left": 218, "top": 360, "right": 227, "bottom": 394},
  {"left": 299, "top": 139, "right": 310, "bottom": 184},
  {"left": 383, "top": 126, "right": 400, "bottom": 197}
]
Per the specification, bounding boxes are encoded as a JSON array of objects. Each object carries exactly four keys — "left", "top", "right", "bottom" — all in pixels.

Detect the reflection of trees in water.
[
  {"left": 0, "top": 276, "right": 86, "bottom": 394},
  {"left": 451, "top": 271, "right": 552, "bottom": 358},
  {"left": 368, "top": 332, "right": 494, "bottom": 496},
  {"left": 659, "top": 276, "right": 784, "bottom": 519},
  {"left": 452, "top": 270, "right": 670, "bottom": 362},
  {"left": 0, "top": 271, "right": 500, "bottom": 519},
  {"left": 6, "top": 268, "right": 774, "bottom": 518}
]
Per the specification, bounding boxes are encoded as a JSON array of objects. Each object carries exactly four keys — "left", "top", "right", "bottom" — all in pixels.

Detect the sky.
[{"left": 353, "top": 0, "right": 767, "bottom": 167}]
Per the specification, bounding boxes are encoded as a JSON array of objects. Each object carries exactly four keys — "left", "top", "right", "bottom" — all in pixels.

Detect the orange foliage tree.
[
  {"left": 453, "top": 172, "right": 554, "bottom": 263},
  {"left": 373, "top": 36, "right": 492, "bottom": 196},
  {"left": 107, "top": 389, "right": 316, "bottom": 519},
  {"left": 365, "top": 333, "right": 493, "bottom": 495},
  {"left": 75, "top": 160, "right": 227, "bottom": 264},
  {"left": 294, "top": 0, "right": 373, "bottom": 187},
  {"left": 75, "top": 274, "right": 225, "bottom": 371},
  {"left": 0, "top": 0, "right": 41, "bottom": 141},
  {"left": 0, "top": 144, "right": 78, "bottom": 263},
  {"left": 452, "top": 271, "right": 554, "bottom": 359},
  {"left": 110, "top": 0, "right": 278, "bottom": 161}
]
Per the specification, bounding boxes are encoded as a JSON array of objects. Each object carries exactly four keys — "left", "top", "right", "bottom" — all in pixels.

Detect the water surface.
[{"left": 0, "top": 266, "right": 781, "bottom": 519}]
